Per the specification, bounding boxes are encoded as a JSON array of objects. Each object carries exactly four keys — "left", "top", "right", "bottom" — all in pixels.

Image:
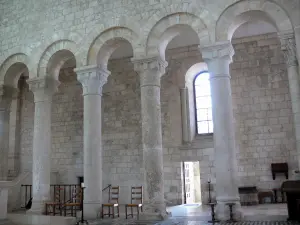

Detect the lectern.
[{"left": 281, "top": 180, "right": 300, "bottom": 221}]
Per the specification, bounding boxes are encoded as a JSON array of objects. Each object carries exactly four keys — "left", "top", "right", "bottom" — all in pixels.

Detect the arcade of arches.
[{"left": 0, "top": 0, "right": 300, "bottom": 221}]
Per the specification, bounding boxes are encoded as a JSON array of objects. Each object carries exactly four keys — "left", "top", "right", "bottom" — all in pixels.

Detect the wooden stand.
[{"left": 282, "top": 181, "right": 300, "bottom": 221}]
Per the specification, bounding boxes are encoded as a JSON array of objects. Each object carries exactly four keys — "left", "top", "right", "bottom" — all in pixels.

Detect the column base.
[
  {"left": 83, "top": 202, "right": 101, "bottom": 220},
  {"left": 137, "top": 202, "right": 171, "bottom": 221},
  {"left": 216, "top": 196, "right": 243, "bottom": 221},
  {"left": 27, "top": 200, "right": 47, "bottom": 215}
]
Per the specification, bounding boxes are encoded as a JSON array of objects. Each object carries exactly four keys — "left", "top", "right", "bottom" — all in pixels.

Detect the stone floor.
[
  {"left": 2, "top": 219, "right": 300, "bottom": 225},
  {"left": 88, "top": 219, "right": 300, "bottom": 225},
  {"left": 4, "top": 203, "right": 299, "bottom": 225},
  {"left": 86, "top": 204, "right": 295, "bottom": 225}
]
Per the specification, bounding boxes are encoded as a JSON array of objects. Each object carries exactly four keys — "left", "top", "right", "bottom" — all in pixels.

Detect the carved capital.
[
  {"left": 280, "top": 33, "right": 298, "bottom": 67},
  {"left": 200, "top": 41, "right": 234, "bottom": 62},
  {"left": 0, "top": 85, "right": 19, "bottom": 110},
  {"left": 27, "top": 77, "right": 60, "bottom": 103},
  {"left": 74, "top": 65, "right": 110, "bottom": 96},
  {"left": 200, "top": 42, "right": 233, "bottom": 79},
  {"left": 132, "top": 56, "right": 168, "bottom": 87}
]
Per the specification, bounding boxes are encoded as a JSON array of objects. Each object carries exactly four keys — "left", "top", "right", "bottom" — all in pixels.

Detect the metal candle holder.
[
  {"left": 208, "top": 181, "right": 212, "bottom": 203},
  {"left": 76, "top": 184, "right": 88, "bottom": 225}
]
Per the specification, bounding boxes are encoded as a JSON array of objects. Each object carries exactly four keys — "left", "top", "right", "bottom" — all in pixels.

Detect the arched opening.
[
  {"left": 154, "top": 23, "right": 211, "bottom": 208},
  {"left": 87, "top": 26, "right": 138, "bottom": 68},
  {"left": 228, "top": 11, "right": 297, "bottom": 195},
  {"left": 146, "top": 12, "right": 209, "bottom": 61},
  {"left": 41, "top": 48, "right": 83, "bottom": 184},
  {"left": 215, "top": 1, "right": 293, "bottom": 42},
  {"left": 1, "top": 61, "right": 32, "bottom": 181},
  {"left": 88, "top": 35, "right": 143, "bottom": 204}
]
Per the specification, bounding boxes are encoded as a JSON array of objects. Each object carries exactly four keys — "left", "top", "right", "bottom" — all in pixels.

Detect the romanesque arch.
[
  {"left": 216, "top": 0, "right": 293, "bottom": 41},
  {"left": 86, "top": 26, "right": 139, "bottom": 68},
  {"left": 0, "top": 53, "right": 31, "bottom": 87},
  {"left": 146, "top": 13, "right": 211, "bottom": 60},
  {"left": 37, "top": 40, "right": 78, "bottom": 80}
]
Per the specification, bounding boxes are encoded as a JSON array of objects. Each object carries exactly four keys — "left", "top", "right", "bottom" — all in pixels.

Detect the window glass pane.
[
  {"left": 196, "top": 97, "right": 212, "bottom": 108},
  {"left": 197, "top": 109, "right": 208, "bottom": 121},
  {"left": 194, "top": 72, "right": 213, "bottom": 134},
  {"left": 197, "top": 121, "right": 209, "bottom": 134},
  {"left": 207, "top": 109, "right": 213, "bottom": 120}
]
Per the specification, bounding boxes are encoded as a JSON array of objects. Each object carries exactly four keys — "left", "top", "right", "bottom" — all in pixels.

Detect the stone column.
[
  {"left": 132, "top": 56, "right": 168, "bottom": 220},
  {"left": 294, "top": 26, "right": 300, "bottom": 71},
  {"left": 7, "top": 90, "right": 21, "bottom": 179},
  {"left": 27, "top": 77, "right": 59, "bottom": 213},
  {"left": 0, "top": 86, "right": 17, "bottom": 180},
  {"left": 280, "top": 34, "right": 300, "bottom": 169},
  {"left": 74, "top": 65, "right": 109, "bottom": 219},
  {"left": 200, "top": 42, "right": 242, "bottom": 220}
]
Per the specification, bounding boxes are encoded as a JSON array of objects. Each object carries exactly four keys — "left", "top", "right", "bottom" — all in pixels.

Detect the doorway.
[{"left": 182, "top": 161, "right": 201, "bottom": 204}]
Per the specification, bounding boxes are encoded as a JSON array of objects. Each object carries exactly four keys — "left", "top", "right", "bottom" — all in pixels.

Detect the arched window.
[{"left": 194, "top": 72, "right": 213, "bottom": 134}]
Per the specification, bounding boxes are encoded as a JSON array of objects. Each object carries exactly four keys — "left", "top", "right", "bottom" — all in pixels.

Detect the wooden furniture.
[
  {"left": 63, "top": 186, "right": 82, "bottom": 217},
  {"left": 101, "top": 186, "right": 120, "bottom": 218},
  {"left": 273, "top": 188, "right": 286, "bottom": 203},
  {"left": 271, "top": 163, "right": 288, "bottom": 180},
  {"left": 238, "top": 186, "right": 258, "bottom": 206},
  {"left": 282, "top": 180, "right": 300, "bottom": 221},
  {"left": 297, "top": 199, "right": 300, "bottom": 222},
  {"left": 45, "top": 187, "right": 64, "bottom": 215},
  {"left": 226, "top": 203, "right": 236, "bottom": 222},
  {"left": 258, "top": 191, "right": 274, "bottom": 204},
  {"left": 125, "top": 186, "right": 143, "bottom": 219}
]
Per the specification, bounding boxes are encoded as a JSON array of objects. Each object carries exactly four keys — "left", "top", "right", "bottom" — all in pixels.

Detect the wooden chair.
[
  {"left": 63, "top": 186, "right": 82, "bottom": 216},
  {"left": 125, "top": 186, "right": 143, "bottom": 219},
  {"left": 101, "top": 186, "right": 120, "bottom": 218},
  {"left": 258, "top": 191, "right": 274, "bottom": 204},
  {"left": 45, "top": 187, "right": 64, "bottom": 215}
]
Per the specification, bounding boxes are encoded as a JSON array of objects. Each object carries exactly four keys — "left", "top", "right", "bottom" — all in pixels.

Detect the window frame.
[{"left": 193, "top": 71, "right": 213, "bottom": 136}]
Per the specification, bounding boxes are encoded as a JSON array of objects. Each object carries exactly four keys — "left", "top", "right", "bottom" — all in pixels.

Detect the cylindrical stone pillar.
[
  {"left": 74, "top": 65, "right": 109, "bottom": 219},
  {"left": 0, "top": 86, "right": 17, "bottom": 180},
  {"left": 294, "top": 26, "right": 300, "bottom": 71},
  {"left": 132, "top": 56, "right": 169, "bottom": 220},
  {"left": 280, "top": 34, "right": 300, "bottom": 169},
  {"left": 27, "top": 77, "right": 59, "bottom": 213},
  {"left": 201, "top": 42, "right": 242, "bottom": 220}
]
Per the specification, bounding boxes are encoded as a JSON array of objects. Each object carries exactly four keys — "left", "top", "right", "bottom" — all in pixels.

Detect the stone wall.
[
  {"left": 14, "top": 33, "right": 296, "bottom": 205},
  {"left": 0, "top": 0, "right": 298, "bottom": 67},
  {"left": 231, "top": 33, "right": 298, "bottom": 189}
]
